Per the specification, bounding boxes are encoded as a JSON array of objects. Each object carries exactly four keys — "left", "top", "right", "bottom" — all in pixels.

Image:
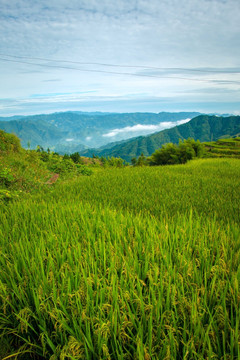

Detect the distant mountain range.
[
  {"left": 0, "top": 118, "right": 67, "bottom": 150},
  {"left": 0, "top": 112, "right": 238, "bottom": 160},
  {"left": 0, "top": 111, "right": 200, "bottom": 151},
  {"left": 80, "top": 115, "right": 240, "bottom": 162}
]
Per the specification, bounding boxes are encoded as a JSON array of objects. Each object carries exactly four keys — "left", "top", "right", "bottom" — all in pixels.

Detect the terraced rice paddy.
[
  {"left": 0, "top": 158, "right": 240, "bottom": 359},
  {"left": 204, "top": 137, "right": 240, "bottom": 159}
]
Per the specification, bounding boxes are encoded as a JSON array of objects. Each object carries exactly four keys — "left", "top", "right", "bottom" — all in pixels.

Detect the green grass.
[{"left": 0, "top": 158, "right": 240, "bottom": 359}]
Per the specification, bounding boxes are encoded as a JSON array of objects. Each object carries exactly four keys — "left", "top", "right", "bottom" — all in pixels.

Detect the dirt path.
[{"left": 45, "top": 173, "right": 59, "bottom": 185}]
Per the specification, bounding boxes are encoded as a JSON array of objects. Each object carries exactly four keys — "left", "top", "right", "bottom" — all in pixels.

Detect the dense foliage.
[
  {"left": 148, "top": 139, "right": 205, "bottom": 165},
  {"left": 0, "top": 129, "right": 21, "bottom": 152},
  {"left": 0, "top": 131, "right": 93, "bottom": 203},
  {"left": 0, "top": 131, "right": 132, "bottom": 203}
]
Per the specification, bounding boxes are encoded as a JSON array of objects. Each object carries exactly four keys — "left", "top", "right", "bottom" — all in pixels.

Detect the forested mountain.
[
  {"left": 80, "top": 115, "right": 240, "bottom": 162},
  {"left": 0, "top": 119, "right": 69, "bottom": 150},
  {"left": 0, "top": 111, "right": 199, "bottom": 151},
  {"left": 0, "top": 115, "right": 26, "bottom": 121}
]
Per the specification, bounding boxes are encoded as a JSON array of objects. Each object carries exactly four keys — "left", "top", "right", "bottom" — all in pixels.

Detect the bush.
[
  {"left": 70, "top": 152, "right": 84, "bottom": 164},
  {"left": 132, "top": 153, "right": 148, "bottom": 166},
  {"left": 39, "top": 151, "right": 50, "bottom": 162},
  {"left": 76, "top": 164, "right": 93, "bottom": 176},
  {"left": 0, "top": 130, "right": 21, "bottom": 152},
  {"left": 0, "top": 166, "right": 15, "bottom": 187},
  {"left": 149, "top": 143, "right": 180, "bottom": 165},
  {"left": 149, "top": 139, "right": 205, "bottom": 166},
  {"left": 46, "top": 154, "right": 93, "bottom": 176},
  {"left": 47, "top": 155, "right": 75, "bottom": 174},
  {"left": 105, "top": 156, "right": 127, "bottom": 167}
]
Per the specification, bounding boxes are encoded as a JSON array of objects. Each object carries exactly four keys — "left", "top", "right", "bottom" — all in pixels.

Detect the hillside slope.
[{"left": 81, "top": 115, "right": 240, "bottom": 161}]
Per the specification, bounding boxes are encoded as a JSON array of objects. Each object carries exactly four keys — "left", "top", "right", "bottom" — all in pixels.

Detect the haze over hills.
[
  {"left": 0, "top": 119, "right": 68, "bottom": 150},
  {"left": 0, "top": 111, "right": 200, "bottom": 151},
  {"left": 81, "top": 115, "right": 240, "bottom": 162},
  {"left": 1, "top": 111, "right": 239, "bottom": 160}
]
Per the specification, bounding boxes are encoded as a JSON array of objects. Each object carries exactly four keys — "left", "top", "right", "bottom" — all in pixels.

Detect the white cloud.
[{"left": 102, "top": 118, "right": 191, "bottom": 137}]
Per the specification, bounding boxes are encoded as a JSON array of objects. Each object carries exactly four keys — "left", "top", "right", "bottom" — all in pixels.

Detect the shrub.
[
  {"left": 149, "top": 143, "right": 180, "bottom": 165},
  {"left": 134, "top": 153, "right": 148, "bottom": 166},
  {"left": 0, "top": 166, "right": 15, "bottom": 187},
  {"left": 0, "top": 130, "right": 21, "bottom": 152},
  {"left": 76, "top": 164, "right": 93, "bottom": 176},
  {"left": 149, "top": 139, "right": 205, "bottom": 166},
  {"left": 47, "top": 155, "right": 75, "bottom": 174},
  {"left": 106, "top": 156, "right": 126, "bottom": 167},
  {"left": 70, "top": 152, "right": 84, "bottom": 164}
]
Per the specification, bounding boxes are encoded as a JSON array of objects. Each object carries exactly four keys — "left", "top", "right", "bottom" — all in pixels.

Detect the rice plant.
[{"left": 0, "top": 158, "right": 239, "bottom": 359}]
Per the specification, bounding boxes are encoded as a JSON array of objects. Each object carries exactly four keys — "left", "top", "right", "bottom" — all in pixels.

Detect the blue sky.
[{"left": 0, "top": 0, "right": 240, "bottom": 116}]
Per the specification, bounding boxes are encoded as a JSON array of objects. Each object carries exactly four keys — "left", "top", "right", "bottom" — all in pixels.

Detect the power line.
[
  {"left": 0, "top": 55, "right": 240, "bottom": 85},
  {"left": 0, "top": 53, "right": 240, "bottom": 74}
]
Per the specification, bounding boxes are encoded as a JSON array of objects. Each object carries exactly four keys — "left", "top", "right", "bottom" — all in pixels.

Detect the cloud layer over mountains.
[{"left": 103, "top": 119, "right": 191, "bottom": 139}]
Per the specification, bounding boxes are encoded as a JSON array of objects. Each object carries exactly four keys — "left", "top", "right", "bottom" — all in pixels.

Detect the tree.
[
  {"left": 70, "top": 152, "right": 84, "bottom": 164},
  {"left": 36, "top": 145, "right": 44, "bottom": 152},
  {"left": 136, "top": 153, "right": 148, "bottom": 166},
  {"left": 149, "top": 143, "right": 179, "bottom": 165},
  {"left": 63, "top": 154, "right": 70, "bottom": 160},
  {"left": 148, "top": 139, "right": 205, "bottom": 166},
  {"left": 178, "top": 141, "right": 195, "bottom": 164},
  {"left": 131, "top": 157, "right": 137, "bottom": 166}
]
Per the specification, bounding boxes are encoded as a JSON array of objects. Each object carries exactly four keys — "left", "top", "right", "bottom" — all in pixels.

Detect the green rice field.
[
  {"left": 203, "top": 137, "right": 240, "bottom": 159},
  {"left": 0, "top": 158, "right": 240, "bottom": 359}
]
